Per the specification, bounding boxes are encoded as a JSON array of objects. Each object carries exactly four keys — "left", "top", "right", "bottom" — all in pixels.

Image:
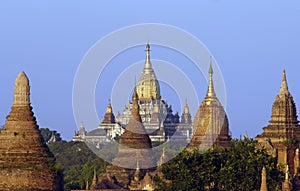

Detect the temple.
[
  {"left": 256, "top": 70, "right": 300, "bottom": 189},
  {"left": 0, "top": 71, "right": 62, "bottom": 190},
  {"left": 74, "top": 44, "right": 193, "bottom": 145},
  {"left": 188, "top": 63, "right": 231, "bottom": 149},
  {"left": 73, "top": 100, "right": 124, "bottom": 147}
]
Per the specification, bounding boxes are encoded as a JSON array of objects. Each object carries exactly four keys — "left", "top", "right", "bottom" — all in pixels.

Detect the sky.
[{"left": 1, "top": 1, "right": 300, "bottom": 141}]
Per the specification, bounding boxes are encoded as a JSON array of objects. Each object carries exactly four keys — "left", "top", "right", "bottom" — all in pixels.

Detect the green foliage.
[
  {"left": 39, "top": 128, "right": 62, "bottom": 143},
  {"left": 284, "top": 138, "right": 300, "bottom": 146},
  {"left": 48, "top": 141, "right": 108, "bottom": 191},
  {"left": 156, "top": 138, "right": 284, "bottom": 191}
]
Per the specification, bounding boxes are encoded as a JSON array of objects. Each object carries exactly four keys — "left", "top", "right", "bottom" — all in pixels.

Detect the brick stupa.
[
  {"left": 96, "top": 87, "right": 155, "bottom": 189},
  {"left": 0, "top": 71, "right": 62, "bottom": 190}
]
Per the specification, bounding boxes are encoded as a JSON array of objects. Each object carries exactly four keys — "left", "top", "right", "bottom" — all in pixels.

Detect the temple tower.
[
  {"left": 97, "top": 86, "right": 155, "bottom": 189},
  {"left": 0, "top": 71, "right": 62, "bottom": 190},
  {"left": 188, "top": 63, "right": 231, "bottom": 149},
  {"left": 114, "top": 86, "right": 154, "bottom": 168},
  {"left": 256, "top": 70, "right": 300, "bottom": 177},
  {"left": 181, "top": 100, "right": 192, "bottom": 124}
]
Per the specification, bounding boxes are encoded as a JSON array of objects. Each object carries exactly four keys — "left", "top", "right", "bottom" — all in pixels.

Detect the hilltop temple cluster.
[{"left": 1, "top": 44, "right": 300, "bottom": 190}]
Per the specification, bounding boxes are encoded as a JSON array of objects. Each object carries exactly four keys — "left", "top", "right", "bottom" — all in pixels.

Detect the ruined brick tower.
[{"left": 0, "top": 71, "right": 62, "bottom": 190}]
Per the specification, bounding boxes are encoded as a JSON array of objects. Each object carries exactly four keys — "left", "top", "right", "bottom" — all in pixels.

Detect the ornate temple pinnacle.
[
  {"left": 206, "top": 62, "right": 216, "bottom": 98},
  {"left": 14, "top": 71, "right": 30, "bottom": 106},
  {"left": 184, "top": 99, "right": 189, "bottom": 114},
  {"left": 279, "top": 69, "right": 289, "bottom": 96}
]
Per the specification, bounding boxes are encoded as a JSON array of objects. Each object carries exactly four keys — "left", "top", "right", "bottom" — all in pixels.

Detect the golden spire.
[
  {"left": 106, "top": 99, "right": 113, "bottom": 113},
  {"left": 184, "top": 99, "right": 189, "bottom": 114},
  {"left": 260, "top": 166, "right": 268, "bottom": 191},
  {"left": 136, "top": 43, "right": 161, "bottom": 101},
  {"left": 206, "top": 59, "right": 216, "bottom": 98},
  {"left": 279, "top": 69, "right": 289, "bottom": 96},
  {"left": 14, "top": 71, "right": 30, "bottom": 106}
]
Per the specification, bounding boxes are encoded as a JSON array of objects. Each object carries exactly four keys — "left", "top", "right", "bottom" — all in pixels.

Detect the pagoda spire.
[
  {"left": 206, "top": 58, "right": 216, "bottom": 98},
  {"left": 14, "top": 71, "right": 30, "bottom": 106},
  {"left": 184, "top": 99, "right": 189, "bottom": 114},
  {"left": 101, "top": 99, "right": 116, "bottom": 124},
  {"left": 144, "top": 43, "right": 152, "bottom": 72},
  {"left": 106, "top": 99, "right": 113, "bottom": 113},
  {"left": 279, "top": 69, "right": 289, "bottom": 97},
  {"left": 136, "top": 43, "right": 161, "bottom": 101},
  {"left": 260, "top": 166, "right": 268, "bottom": 191},
  {"left": 132, "top": 86, "right": 142, "bottom": 122}
]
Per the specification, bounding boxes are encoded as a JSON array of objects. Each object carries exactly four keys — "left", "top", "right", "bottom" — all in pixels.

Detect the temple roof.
[{"left": 101, "top": 99, "right": 116, "bottom": 124}]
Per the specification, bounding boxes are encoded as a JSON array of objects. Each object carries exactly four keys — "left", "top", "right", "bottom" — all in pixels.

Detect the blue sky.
[{"left": 1, "top": 1, "right": 300, "bottom": 140}]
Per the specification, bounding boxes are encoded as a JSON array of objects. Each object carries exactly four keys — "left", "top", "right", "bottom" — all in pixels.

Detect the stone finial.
[
  {"left": 260, "top": 166, "right": 268, "bottom": 191},
  {"left": 13, "top": 71, "right": 30, "bottom": 106}
]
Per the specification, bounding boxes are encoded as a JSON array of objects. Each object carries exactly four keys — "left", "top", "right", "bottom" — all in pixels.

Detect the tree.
[
  {"left": 156, "top": 138, "right": 284, "bottom": 191},
  {"left": 48, "top": 141, "right": 108, "bottom": 191},
  {"left": 40, "top": 128, "right": 62, "bottom": 142}
]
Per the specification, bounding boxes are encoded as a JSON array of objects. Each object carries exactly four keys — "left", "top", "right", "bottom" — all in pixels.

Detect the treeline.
[
  {"left": 42, "top": 127, "right": 284, "bottom": 191},
  {"left": 48, "top": 141, "right": 108, "bottom": 190},
  {"left": 156, "top": 138, "right": 284, "bottom": 191}
]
